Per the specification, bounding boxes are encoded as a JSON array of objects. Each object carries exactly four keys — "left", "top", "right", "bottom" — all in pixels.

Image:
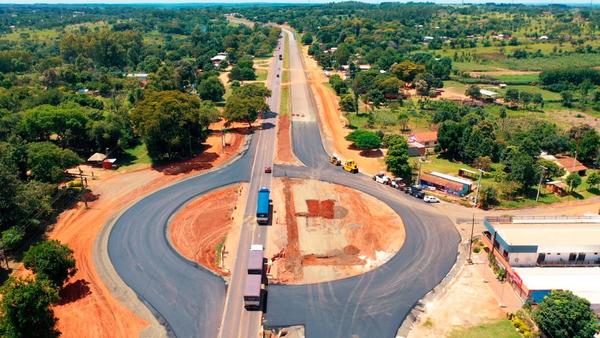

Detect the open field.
[{"left": 448, "top": 320, "right": 520, "bottom": 338}]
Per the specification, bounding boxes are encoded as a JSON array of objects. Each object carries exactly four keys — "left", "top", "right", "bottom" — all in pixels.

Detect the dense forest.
[{"left": 0, "top": 5, "right": 279, "bottom": 257}]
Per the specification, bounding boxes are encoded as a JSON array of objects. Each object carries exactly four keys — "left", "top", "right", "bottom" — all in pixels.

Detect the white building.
[{"left": 483, "top": 216, "right": 600, "bottom": 267}]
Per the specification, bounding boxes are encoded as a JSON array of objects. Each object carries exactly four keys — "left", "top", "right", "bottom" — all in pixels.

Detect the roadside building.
[
  {"left": 545, "top": 181, "right": 568, "bottom": 196},
  {"left": 483, "top": 216, "right": 600, "bottom": 268},
  {"left": 87, "top": 152, "right": 107, "bottom": 166},
  {"left": 554, "top": 156, "right": 588, "bottom": 176},
  {"left": 419, "top": 171, "right": 473, "bottom": 196},
  {"left": 409, "top": 131, "right": 438, "bottom": 150},
  {"left": 512, "top": 267, "right": 600, "bottom": 314},
  {"left": 407, "top": 142, "right": 426, "bottom": 157},
  {"left": 482, "top": 215, "right": 600, "bottom": 310}
]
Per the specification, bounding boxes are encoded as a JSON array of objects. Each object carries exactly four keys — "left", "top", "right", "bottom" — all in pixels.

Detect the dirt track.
[
  {"left": 267, "top": 178, "right": 405, "bottom": 284},
  {"left": 168, "top": 184, "right": 247, "bottom": 276},
  {"left": 47, "top": 128, "right": 245, "bottom": 338}
]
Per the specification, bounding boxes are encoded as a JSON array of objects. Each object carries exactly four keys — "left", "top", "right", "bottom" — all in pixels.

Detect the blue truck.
[{"left": 256, "top": 187, "right": 270, "bottom": 225}]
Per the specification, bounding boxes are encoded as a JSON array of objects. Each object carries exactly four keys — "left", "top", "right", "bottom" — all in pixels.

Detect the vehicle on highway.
[
  {"left": 247, "top": 244, "right": 264, "bottom": 275},
  {"left": 243, "top": 274, "right": 263, "bottom": 311},
  {"left": 264, "top": 166, "right": 272, "bottom": 173},
  {"left": 424, "top": 195, "right": 440, "bottom": 203},
  {"left": 343, "top": 160, "right": 359, "bottom": 173},
  {"left": 278, "top": 54, "right": 282, "bottom": 60},
  {"left": 373, "top": 172, "right": 391, "bottom": 185},
  {"left": 276, "top": 74, "right": 279, "bottom": 78},
  {"left": 329, "top": 154, "right": 342, "bottom": 166},
  {"left": 256, "top": 187, "right": 270, "bottom": 225}
]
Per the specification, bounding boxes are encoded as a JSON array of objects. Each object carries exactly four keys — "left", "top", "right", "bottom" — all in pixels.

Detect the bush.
[
  {"left": 23, "top": 240, "right": 77, "bottom": 287},
  {"left": 382, "top": 134, "right": 406, "bottom": 148},
  {"left": 346, "top": 129, "right": 380, "bottom": 151}
]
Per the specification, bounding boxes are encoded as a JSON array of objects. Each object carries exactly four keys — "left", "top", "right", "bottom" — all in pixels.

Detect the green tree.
[
  {"left": 26, "top": 142, "right": 81, "bottom": 183},
  {"left": 381, "top": 134, "right": 406, "bottom": 148},
  {"left": 328, "top": 74, "right": 347, "bottom": 95},
  {"left": 23, "top": 240, "right": 77, "bottom": 287},
  {"left": 538, "top": 159, "right": 565, "bottom": 180},
  {"left": 504, "top": 88, "right": 520, "bottom": 105},
  {"left": 223, "top": 84, "right": 270, "bottom": 128},
  {"left": 533, "top": 290, "right": 599, "bottom": 338},
  {"left": 561, "top": 90, "right": 574, "bottom": 107},
  {"left": 437, "top": 121, "right": 465, "bottom": 160},
  {"left": 504, "top": 150, "right": 540, "bottom": 191},
  {"left": 229, "top": 65, "right": 256, "bottom": 81},
  {"left": 385, "top": 140, "right": 411, "bottom": 181},
  {"left": 0, "top": 277, "right": 60, "bottom": 338},
  {"left": 198, "top": 76, "right": 225, "bottom": 102},
  {"left": 390, "top": 60, "right": 425, "bottom": 82},
  {"left": 479, "top": 186, "right": 498, "bottom": 209},
  {"left": 465, "top": 85, "right": 482, "bottom": 100},
  {"left": 130, "top": 91, "right": 207, "bottom": 161},
  {"left": 346, "top": 130, "right": 380, "bottom": 151},
  {"left": 301, "top": 33, "right": 313, "bottom": 45},
  {"left": 1, "top": 227, "right": 24, "bottom": 252},
  {"left": 340, "top": 94, "right": 357, "bottom": 112},
  {"left": 587, "top": 172, "right": 600, "bottom": 189},
  {"left": 566, "top": 172, "right": 582, "bottom": 192},
  {"left": 578, "top": 129, "right": 599, "bottom": 165}
]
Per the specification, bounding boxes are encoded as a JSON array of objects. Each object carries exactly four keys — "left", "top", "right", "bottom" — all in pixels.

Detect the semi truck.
[
  {"left": 256, "top": 187, "right": 270, "bottom": 225},
  {"left": 247, "top": 244, "right": 264, "bottom": 275},
  {"left": 243, "top": 274, "right": 262, "bottom": 310}
]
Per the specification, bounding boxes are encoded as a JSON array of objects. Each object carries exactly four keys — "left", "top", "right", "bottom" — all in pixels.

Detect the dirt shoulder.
[
  {"left": 168, "top": 183, "right": 248, "bottom": 276},
  {"left": 48, "top": 128, "right": 247, "bottom": 338},
  {"left": 266, "top": 178, "right": 405, "bottom": 284},
  {"left": 300, "top": 44, "right": 386, "bottom": 175}
]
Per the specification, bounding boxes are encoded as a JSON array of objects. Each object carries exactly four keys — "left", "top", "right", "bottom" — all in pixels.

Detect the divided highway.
[{"left": 104, "top": 27, "right": 459, "bottom": 338}]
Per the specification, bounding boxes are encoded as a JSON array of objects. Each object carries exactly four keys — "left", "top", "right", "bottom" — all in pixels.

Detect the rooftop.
[
  {"left": 488, "top": 216, "right": 600, "bottom": 252},
  {"left": 554, "top": 156, "right": 587, "bottom": 173},
  {"left": 430, "top": 171, "right": 473, "bottom": 185},
  {"left": 513, "top": 267, "right": 600, "bottom": 306},
  {"left": 419, "top": 173, "right": 464, "bottom": 191},
  {"left": 410, "top": 131, "right": 437, "bottom": 143}
]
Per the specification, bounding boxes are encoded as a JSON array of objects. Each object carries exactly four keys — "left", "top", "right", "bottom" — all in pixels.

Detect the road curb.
[
  {"left": 92, "top": 133, "right": 253, "bottom": 338},
  {"left": 395, "top": 240, "right": 469, "bottom": 338}
]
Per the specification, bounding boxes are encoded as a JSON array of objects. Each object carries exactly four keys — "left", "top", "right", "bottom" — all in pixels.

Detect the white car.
[
  {"left": 372, "top": 172, "right": 391, "bottom": 185},
  {"left": 424, "top": 195, "right": 440, "bottom": 203}
]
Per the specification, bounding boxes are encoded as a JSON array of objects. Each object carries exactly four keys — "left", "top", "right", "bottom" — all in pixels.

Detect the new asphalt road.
[{"left": 105, "top": 28, "right": 460, "bottom": 338}]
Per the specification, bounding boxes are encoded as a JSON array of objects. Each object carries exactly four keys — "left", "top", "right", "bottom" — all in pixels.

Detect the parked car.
[
  {"left": 408, "top": 186, "right": 425, "bottom": 199},
  {"left": 373, "top": 172, "right": 391, "bottom": 185},
  {"left": 391, "top": 178, "right": 406, "bottom": 190},
  {"left": 424, "top": 195, "right": 440, "bottom": 203}
]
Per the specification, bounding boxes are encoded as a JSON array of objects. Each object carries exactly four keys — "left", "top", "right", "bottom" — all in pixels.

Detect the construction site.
[{"left": 266, "top": 178, "right": 405, "bottom": 284}]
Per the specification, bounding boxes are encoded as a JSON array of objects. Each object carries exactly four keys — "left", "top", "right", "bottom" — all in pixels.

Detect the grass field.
[
  {"left": 120, "top": 143, "right": 151, "bottom": 168},
  {"left": 448, "top": 320, "right": 521, "bottom": 338},
  {"left": 255, "top": 69, "right": 268, "bottom": 82},
  {"left": 488, "top": 73, "right": 539, "bottom": 84}
]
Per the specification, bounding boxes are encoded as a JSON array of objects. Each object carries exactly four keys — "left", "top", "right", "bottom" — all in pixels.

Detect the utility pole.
[
  {"left": 536, "top": 165, "right": 547, "bottom": 202},
  {"left": 79, "top": 166, "right": 88, "bottom": 209},
  {"left": 468, "top": 169, "right": 484, "bottom": 264}
]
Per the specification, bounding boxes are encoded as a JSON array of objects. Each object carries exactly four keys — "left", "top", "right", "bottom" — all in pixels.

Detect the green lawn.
[
  {"left": 119, "top": 143, "right": 151, "bottom": 169},
  {"left": 448, "top": 320, "right": 521, "bottom": 338},
  {"left": 488, "top": 73, "right": 539, "bottom": 85},
  {"left": 496, "top": 85, "right": 562, "bottom": 101},
  {"left": 280, "top": 84, "right": 290, "bottom": 117},
  {"left": 255, "top": 69, "right": 268, "bottom": 82}
]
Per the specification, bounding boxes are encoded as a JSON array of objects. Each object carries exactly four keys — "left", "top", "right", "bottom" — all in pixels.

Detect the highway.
[
  {"left": 217, "top": 36, "right": 283, "bottom": 338},
  {"left": 104, "top": 27, "right": 459, "bottom": 338}
]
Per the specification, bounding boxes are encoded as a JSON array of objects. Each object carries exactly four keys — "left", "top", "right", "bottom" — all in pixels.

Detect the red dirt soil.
[
  {"left": 275, "top": 114, "right": 298, "bottom": 164},
  {"left": 302, "top": 45, "right": 385, "bottom": 175},
  {"left": 168, "top": 184, "right": 243, "bottom": 276},
  {"left": 47, "top": 129, "right": 246, "bottom": 338},
  {"left": 303, "top": 199, "right": 335, "bottom": 219},
  {"left": 279, "top": 178, "right": 302, "bottom": 282}
]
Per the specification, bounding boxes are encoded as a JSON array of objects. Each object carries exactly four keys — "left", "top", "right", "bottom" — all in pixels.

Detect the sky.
[{"left": 0, "top": 0, "right": 593, "bottom": 4}]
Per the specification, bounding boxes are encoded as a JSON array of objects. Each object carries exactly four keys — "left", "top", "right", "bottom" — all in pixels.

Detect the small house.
[
  {"left": 408, "top": 142, "right": 426, "bottom": 157},
  {"left": 409, "top": 131, "right": 438, "bottom": 150},
  {"left": 87, "top": 153, "right": 107, "bottom": 167},
  {"left": 554, "top": 156, "right": 587, "bottom": 176},
  {"left": 419, "top": 171, "right": 473, "bottom": 196}
]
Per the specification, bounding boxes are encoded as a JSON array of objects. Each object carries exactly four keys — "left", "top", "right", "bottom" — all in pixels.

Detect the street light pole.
[
  {"left": 536, "top": 165, "right": 547, "bottom": 202},
  {"left": 468, "top": 169, "right": 484, "bottom": 264}
]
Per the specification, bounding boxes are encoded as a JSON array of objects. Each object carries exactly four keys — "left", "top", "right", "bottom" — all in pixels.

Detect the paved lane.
[
  {"left": 263, "top": 29, "right": 460, "bottom": 338},
  {"left": 218, "top": 36, "right": 283, "bottom": 338}
]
